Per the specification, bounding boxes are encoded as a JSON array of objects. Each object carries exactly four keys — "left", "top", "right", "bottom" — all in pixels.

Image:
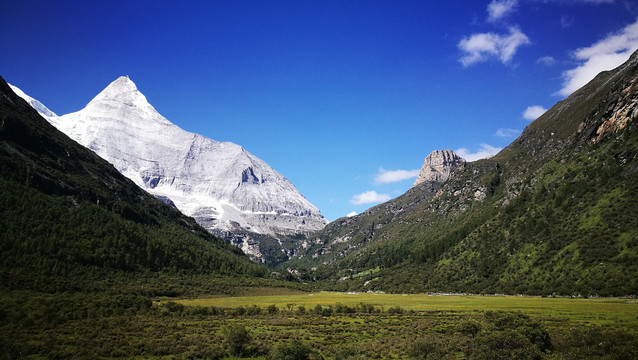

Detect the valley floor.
[{"left": 3, "top": 290, "right": 637, "bottom": 359}]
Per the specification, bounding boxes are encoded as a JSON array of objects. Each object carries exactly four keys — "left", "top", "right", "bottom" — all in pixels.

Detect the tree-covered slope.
[
  {"left": 0, "top": 77, "right": 267, "bottom": 290},
  {"left": 288, "top": 51, "right": 638, "bottom": 296}
]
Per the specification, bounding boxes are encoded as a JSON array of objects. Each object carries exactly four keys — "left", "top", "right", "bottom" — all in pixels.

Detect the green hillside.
[
  {"left": 287, "top": 51, "right": 638, "bottom": 296},
  {"left": 0, "top": 77, "right": 270, "bottom": 293}
]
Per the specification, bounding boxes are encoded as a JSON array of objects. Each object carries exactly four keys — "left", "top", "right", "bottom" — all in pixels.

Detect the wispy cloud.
[
  {"left": 523, "top": 105, "right": 548, "bottom": 120},
  {"left": 560, "top": 15, "right": 575, "bottom": 29},
  {"left": 557, "top": 19, "right": 638, "bottom": 96},
  {"left": 459, "top": 27, "right": 530, "bottom": 67},
  {"left": 350, "top": 191, "right": 391, "bottom": 205},
  {"left": 374, "top": 168, "right": 420, "bottom": 185},
  {"left": 536, "top": 56, "right": 556, "bottom": 66},
  {"left": 495, "top": 128, "right": 521, "bottom": 137},
  {"left": 487, "top": 0, "right": 518, "bottom": 22},
  {"left": 455, "top": 144, "right": 502, "bottom": 162},
  {"left": 347, "top": 211, "right": 357, "bottom": 217}
]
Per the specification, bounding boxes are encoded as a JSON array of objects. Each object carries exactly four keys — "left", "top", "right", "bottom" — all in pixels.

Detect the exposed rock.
[
  {"left": 412, "top": 150, "right": 465, "bottom": 187},
  {"left": 11, "top": 76, "right": 328, "bottom": 265}
]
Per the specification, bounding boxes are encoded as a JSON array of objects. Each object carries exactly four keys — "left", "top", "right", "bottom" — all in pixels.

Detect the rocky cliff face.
[
  {"left": 11, "top": 76, "right": 327, "bottom": 264},
  {"left": 289, "top": 149, "right": 467, "bottom": 266},
  {"left": 412, "top": 150, "right": 465, "bottom": 187}
]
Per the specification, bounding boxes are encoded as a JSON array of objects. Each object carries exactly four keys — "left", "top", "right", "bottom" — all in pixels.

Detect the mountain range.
[
  {"left": 286, "top": 50, "right": 638, "bottom": 296},
  {"left": 4, "top": 49, "right": 637, "bottom": 297},
  {"left": 10, "top": 77, "right": 327, "bottom": 265},
  {"left": 0, "top": 76, "right": 267, "bottom": 291}
]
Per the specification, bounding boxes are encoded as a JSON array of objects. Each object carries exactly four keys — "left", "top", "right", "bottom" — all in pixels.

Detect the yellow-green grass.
[{"left": 176, "top": 292, "right": 638, "bottom": 327}]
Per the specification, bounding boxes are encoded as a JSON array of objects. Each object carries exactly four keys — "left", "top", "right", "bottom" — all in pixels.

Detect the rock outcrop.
[{"left": 412, "top": 150, "right": 465, "bottom": 187}]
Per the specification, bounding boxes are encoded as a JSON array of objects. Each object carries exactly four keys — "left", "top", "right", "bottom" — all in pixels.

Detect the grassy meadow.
[
  {"left": 176, "top": 292, "right": 638, "bottom": 327},
  {"left": 3, "top": 287, "right": 638, "bottom": 359}
]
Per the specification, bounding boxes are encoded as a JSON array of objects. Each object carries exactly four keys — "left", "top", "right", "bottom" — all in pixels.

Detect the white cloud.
[
  {"left": 455, "top": 143, "right": 502, "bottom": 162},
  {"left": 495, "top": 128, "right": 521, "bottom": 137},
  {"left": 459, "top": 27, "right": 530, "bottom": 67},
  {"left": 374, "top": 168, "right": 420, "bottom": 184},
  {"left": 347, "top": 211, "right": 357, "bottom": 217},
  {"left": 350, "top": 191, "right": 391, "bottom": 205},
  {"left": 487, "top": 0, "right": 518, "bottom": 22},
  {"left": 557, "top": 19, "right": 638, "bottom": 96},
  {"left": 536, "top": 55, "right": 556, "bottom": 66},
  {"left": 523, "top": 105, "right": 548, "bottom": 120}
]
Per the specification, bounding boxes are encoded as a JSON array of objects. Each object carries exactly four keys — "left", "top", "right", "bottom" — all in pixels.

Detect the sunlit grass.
[{"left": 176, "top": 292, "right": 638, "bottom": 327}]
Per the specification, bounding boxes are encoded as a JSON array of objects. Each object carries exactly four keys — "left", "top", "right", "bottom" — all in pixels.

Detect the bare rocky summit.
[{"left": 412, "top": 150, "right": 465, "bottom": 187}]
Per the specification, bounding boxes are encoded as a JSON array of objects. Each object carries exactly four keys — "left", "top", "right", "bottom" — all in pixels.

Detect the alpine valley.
[
  {"left": 286, "top": 50, "right": 638, "bottom": 297},
  {"left": 8, "top": 51, "right": 638, "bottom": 297},
  {"left": 10, "top": 77, "right": 327, "bottom": 266},
  {"left": 2, "top": 49, "right": 638, "bottom": 360}
]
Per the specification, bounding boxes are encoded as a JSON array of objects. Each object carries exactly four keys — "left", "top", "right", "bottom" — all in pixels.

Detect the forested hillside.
[
  {"left": 0, "top": 77, "right": 268, "bottom": 292},
  {"left": 288, "top": 51, "right": 638, "bottom": 296}
]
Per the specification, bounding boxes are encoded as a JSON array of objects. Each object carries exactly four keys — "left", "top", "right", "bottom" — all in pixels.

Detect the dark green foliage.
[
  {"left": 406, "top": 338, "right": 450, "bottom": 360},
  {"left": 483, "top": 311, "right": 552, "bottom": 353},
  {"left": 470, "top": 330, "right": 542, "bottom": 360},
  {"left": 246, "top": 305, "right": 263, "bottom": 315},
  {"left": 551, "top": 326, "right": 638, "bottom": 360},
  {"left": 458, "top": 319, "right": 481, "bottom": 338},
  {"left": 163, "top": 301, "right": 185, "bottom": 313},
  {"left": 270, "top": 340, "right": 313, "bottom": 360},
  {"left": 286, "top": 52, "right": 638, "bottom": 296},
  {"left": 225, "top": 325, "right": 253, "bottom": 357},
  {"left": 464, "top": 311, "right": 551, "bottom": 360},
  {"left": 0, "top": 77, "right": 267, "bottom": 291},
  {"left": 333, "top": 347, "right": 360, "bottom": 360}
]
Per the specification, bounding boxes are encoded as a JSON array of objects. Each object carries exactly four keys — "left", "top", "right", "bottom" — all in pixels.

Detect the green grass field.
[
  {"left": 5, "top": 289, "right": 638, "bottom": 359},
  {"left": 177, "top": 292, "right": 638, "bottom": 327}
]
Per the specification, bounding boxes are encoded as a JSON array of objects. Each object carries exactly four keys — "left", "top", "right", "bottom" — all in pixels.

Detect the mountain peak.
[
  {"left": 88, "top": 76, "right": 151, "bottom": 110},
  {"left": 412, "top": 149, "right": 465, "bottom": 187}
]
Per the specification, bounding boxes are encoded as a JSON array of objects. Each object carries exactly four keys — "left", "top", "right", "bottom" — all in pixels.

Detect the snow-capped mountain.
[
  {"left": 8, "top": 84, "right": 58, "bottom": 119},
  {"left": 11, "top": 77, "right": 327, "bottom": 258}
]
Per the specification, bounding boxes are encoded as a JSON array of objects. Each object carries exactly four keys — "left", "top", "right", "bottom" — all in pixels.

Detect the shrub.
[
  {"left": 333, "top": 347, "right": 358, "bottom": 360},
  {"left": 470, "top": 330, "right": 542, "bottom": 360},
  {"left": 246, "top": 305, "right": 262, "bottom": 315},
  {"left": 484, "top": 311, "right": 552, "bottom": 352},
  {"left": 407, "top": 340, "right": 448, "bottom": 360},
  {"left": 226, "top": 325, "right": 252, "bottom": 357},
  {"left": 270, "top": 340, "right": 312, "bottom": 360},
  {"left": 234, "top": 306, "right": 246, "bottom": 316},
  {"left": 164, "top": 301, "right": 184, "bottom": 313},
  {"left": 458, "top": 319, "right": 481, "bottom": 338}
]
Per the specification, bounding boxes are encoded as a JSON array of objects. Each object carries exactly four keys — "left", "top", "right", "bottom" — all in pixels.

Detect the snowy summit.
[{"left": 13, "top": 77, "right": 327, "bottom": 242}]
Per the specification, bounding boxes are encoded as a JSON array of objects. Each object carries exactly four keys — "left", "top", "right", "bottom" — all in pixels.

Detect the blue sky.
[{"left": 2, "top": 0, "right": 637, "bottom": 221}]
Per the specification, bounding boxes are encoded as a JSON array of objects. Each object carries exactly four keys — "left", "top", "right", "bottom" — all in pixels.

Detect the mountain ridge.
[
  {"left": 0, "top": 76, "right": 267, "bottom": 289},
  {"left": 11, "top": 76, "right": 328, "bottom": 264},
  {"left": 286, "top": 50, "right": 638, "bottom": 296}
]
